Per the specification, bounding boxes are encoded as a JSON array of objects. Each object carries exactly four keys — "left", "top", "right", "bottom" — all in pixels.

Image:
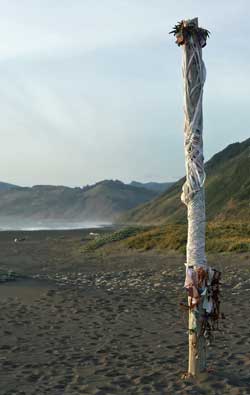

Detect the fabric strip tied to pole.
[{"left": 181, "top": 30, "right": 207, "bottom": 269}]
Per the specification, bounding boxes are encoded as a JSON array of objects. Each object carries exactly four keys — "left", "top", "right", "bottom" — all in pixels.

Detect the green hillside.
[
  {"left": 129, "top": 181, "right": 174, "bottom": 193},
  {"left": 120, "top": 138, "right": 250, "bottom": 225},
  {"left": 0, "top": 181, "right": 19, "bottom": 190},
  {"left": 0, "top": 180, "right": 158, "bottom": 226}
]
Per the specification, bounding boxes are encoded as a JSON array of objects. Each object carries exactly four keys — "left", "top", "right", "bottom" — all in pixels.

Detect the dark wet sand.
[{"left": 0, "top": 229, "right": 249, "bottom": 394}]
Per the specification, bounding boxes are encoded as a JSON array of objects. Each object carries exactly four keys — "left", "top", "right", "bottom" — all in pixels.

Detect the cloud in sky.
[{"left": 0, "top": 0, "right": 249, "bottom": 186}]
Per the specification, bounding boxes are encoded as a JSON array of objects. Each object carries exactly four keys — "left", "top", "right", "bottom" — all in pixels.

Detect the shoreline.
[{"left": 0, "top": 223, "right": 114, "bottom": 232}]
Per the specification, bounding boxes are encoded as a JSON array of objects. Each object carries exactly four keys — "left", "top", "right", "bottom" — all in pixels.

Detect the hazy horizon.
[{"left": 1, "top": 1, "right": 250, "bottom": 187}]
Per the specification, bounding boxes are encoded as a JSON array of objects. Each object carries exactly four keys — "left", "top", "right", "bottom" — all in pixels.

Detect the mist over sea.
[{"left": 0, "top": 219, "right": 111, "bottom": 231}]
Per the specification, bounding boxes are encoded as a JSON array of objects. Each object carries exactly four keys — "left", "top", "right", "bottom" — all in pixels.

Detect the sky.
[{"left": 1, "top": 0, "right": 249, "bottom": 187}]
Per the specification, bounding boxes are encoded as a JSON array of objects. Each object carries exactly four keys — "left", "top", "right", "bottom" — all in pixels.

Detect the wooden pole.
[
  {"left": 171, "top": 18, "right": 210, "bottom": 376},
  {"left": 184, "top": 18, "right": 207, "bottom": 377}
]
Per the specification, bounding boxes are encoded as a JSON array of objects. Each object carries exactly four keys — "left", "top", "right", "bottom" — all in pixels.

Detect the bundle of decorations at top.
[
  {"left": 184, "top": 265, "right": 221, "bottom": 343},
  {"left": 170, "top": 20, "right": 210, "bottom": 48}
]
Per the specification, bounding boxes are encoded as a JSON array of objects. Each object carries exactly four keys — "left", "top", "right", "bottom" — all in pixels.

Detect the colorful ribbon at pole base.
[{"left": 184, "top": 264, "right": 222, "bottom": 343}]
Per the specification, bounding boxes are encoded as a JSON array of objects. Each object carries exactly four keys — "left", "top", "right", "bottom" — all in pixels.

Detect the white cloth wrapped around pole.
[
  {"left": 181, "top": 32, "right": 207, "bottom": 269},
  {"left": 171, "top": 18, "right": 221, "bottom": 378},
  {"left": 170, "top": 17, "right": 210, "bottom": 376}
]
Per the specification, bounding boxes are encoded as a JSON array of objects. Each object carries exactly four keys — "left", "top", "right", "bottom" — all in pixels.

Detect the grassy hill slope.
[
  {"left": 0, "top": 182, "right": 20, "bottom": 190},
  {"left": 129, "top": 181, "right": 174, "bottom": 193},
  {"left": 120, "top": 138, "right": 250, "bottom": 225}
]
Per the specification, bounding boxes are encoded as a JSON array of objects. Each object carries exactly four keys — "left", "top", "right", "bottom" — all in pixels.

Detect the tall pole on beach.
[{"left": 171, "top": 18, "right": 210, "bottom": 376}]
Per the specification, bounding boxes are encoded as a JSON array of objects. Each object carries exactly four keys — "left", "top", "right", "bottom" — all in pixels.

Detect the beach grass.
[{"left": 82, "top": 222, "right": 250, "bottom": 254}]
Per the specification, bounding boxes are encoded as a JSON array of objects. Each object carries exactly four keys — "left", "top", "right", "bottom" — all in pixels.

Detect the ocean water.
[{"left": 0, "top": 222, "right": 111, "bottom": 231}]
